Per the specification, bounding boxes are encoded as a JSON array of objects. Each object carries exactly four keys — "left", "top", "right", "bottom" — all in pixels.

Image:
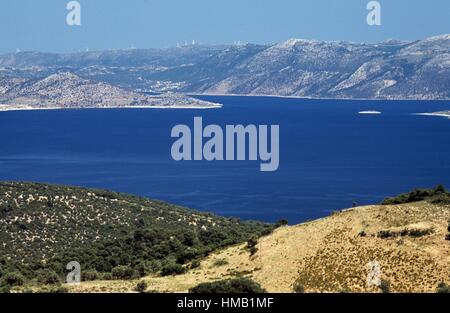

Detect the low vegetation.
[
  {"left": 381, "top": 184, "right": 450, "bottom": 205},
  {"left": 379, "top": 279, "right": 391, "bottom": 293},
  {"left": 111, "top": 265, "right": 137, "bottom": 280},
  {"left": 134, "top": 281, "right": 148, "bottom": 293},
  {"left": 292, "top": 281, "right": 305, "bottom": 293},
  {"left": 377, "top": 227, "right": 434, "bottom": 239},
  {"left": 189, "top": 277, "right": 266, "bottom": 293},
  {"left": 446, "top": 221, "right": 450, "bottom": 241},
  {"left": 160, "top": 262, "right": 186, "bottom": 277},
  {"left": 0, "top": 182, "right": 274, "bottom": 290},
  {"left": 212, "top": 259, "right": 229, "bottom": 267},
  {"left": 436, "top": 282, "right": 450, "bottom": 293}
]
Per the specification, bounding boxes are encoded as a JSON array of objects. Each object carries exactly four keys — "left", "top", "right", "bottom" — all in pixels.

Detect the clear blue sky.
[{"left": 1, "top": 0, "right": 449, "bottom": 53}]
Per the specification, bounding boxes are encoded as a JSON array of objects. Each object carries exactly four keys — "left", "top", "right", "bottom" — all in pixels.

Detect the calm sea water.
[{"left": 1, "top": 96, "right": 450, "bottom": 223}]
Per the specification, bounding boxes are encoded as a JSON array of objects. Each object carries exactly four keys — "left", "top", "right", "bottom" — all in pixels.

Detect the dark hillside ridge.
[{"left": 0, "top": 182, "right": 271, "bottom": 282}]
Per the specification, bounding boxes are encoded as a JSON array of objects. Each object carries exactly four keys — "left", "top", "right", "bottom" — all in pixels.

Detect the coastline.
[
  {"left": 0, "top": 103, "right": 223, "bottom": 113},
  {"left": 188, "top": 92, "right": 450, "bottom": 102},
  {"left": 413, "top": 112, "right": 450, "bottom": 119}
]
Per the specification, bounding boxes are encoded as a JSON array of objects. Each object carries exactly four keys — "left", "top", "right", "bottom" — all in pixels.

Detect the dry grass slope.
[{"left": 67, "top": 201, "right": 449, "bottom": 293}]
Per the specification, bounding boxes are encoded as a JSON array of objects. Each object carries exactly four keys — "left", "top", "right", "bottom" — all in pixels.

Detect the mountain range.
[{"left": 1, "top": 34, "right": 449, "bottom": 101}]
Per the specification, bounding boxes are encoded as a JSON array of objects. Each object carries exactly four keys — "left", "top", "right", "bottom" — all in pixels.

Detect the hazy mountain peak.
[
  {"left": 274, "top": 38, "right": 316, "bottom": 49},
  {"left": 40, "top": 71, "right": 86, "bottom": 83},
  {"left": 422, "top": 34, "right": 450, "bottom": 42}
]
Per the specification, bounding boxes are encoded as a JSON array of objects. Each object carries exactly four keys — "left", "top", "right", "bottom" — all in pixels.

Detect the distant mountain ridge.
[
  {"left": 0, "top": 182, "right": 270, "bottom": 284},
  {"left": 1, "top": 34, "right": 449, "bottom": 100}
]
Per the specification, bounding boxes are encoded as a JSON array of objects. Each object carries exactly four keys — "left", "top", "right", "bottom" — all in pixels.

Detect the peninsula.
[{"left": 0, "top": 72, "right": 222, "bottom": 111}]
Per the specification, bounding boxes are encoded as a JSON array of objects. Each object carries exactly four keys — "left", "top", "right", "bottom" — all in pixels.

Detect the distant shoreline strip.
[
  {"left": 413, "top": 112, "right": 450, "bottom": 119},
  {"left": 0, "top": 104, "right": 222, "bottom": 112}
]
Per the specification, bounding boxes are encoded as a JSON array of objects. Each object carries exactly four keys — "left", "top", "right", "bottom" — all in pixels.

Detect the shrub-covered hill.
[{"left": 0, "top": 182, "right": 272, "bottom": 282}]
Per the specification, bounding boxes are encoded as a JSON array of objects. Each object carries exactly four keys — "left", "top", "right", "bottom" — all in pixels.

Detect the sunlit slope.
[{"left": 69, "top": 201, "right": 449, "bottom": 293}]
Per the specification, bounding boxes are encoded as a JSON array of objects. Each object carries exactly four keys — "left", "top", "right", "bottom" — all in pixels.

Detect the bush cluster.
[
  {"left": 160, "top": 262, "right": 186, "bottom": 276},
  {"left": 189, "top": 277, "right": 266, "bottom": 293},
  {"left": 0, "top": 183, "right": 275, "bottom": 288},
  {"left": 135, "top": 281, "right": 148, "bottom": 293},
  {"left": 436, "top": 282, "right": 450, "bottom": 293},
  {"left": 381, "top": 185, "right": 449, "bottom": 205}
]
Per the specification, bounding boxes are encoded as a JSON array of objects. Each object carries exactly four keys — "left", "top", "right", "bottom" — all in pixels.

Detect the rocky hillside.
[
  {"left": 68, "top": 195, "right": 449, "bottom": 293},
  {"left": 0, "top": 72, "right": 220, "bottom": 110},
  {"left": 1, "top": 35, "right": 449, "bottom": 100}
]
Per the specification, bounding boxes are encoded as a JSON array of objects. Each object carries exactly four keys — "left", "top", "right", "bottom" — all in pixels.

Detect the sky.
[{"left": 0, "top": 0, "right": 449, "bottom": 53}]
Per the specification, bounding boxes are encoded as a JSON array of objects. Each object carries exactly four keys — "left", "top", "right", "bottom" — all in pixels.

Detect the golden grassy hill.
[{"left": 67, "top": 201, "right": 449, "bottom": 293}]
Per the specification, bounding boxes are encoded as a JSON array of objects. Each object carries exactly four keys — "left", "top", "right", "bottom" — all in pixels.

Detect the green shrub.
[
  {"left": 379, "top": 279, "right": 390, "bottom": 293},
  {"left": 189, "top": 277, "right": 266, "bottom": 293},
  {"left": 382, "top": 189, "right": 433, "bottom": 205},
  {"left": 160, "top": 263, "right": 186, "bottom": 276},
  {"left": 213, "top": 259, "right": 229, "bottom": 267},
  {"left": 50, "top": 286, "right": 69, "bottom": 293},
  {"left": 36, "top": 286, "right": 68, "bottom": 293},
  {"left": 82, "top": 270, "right": 99, "bottom": 282},
  {"left": 408, "top": 228, "right": 433, "bottom": 237},
  {"left": 37, "top": 269, "right": 60, "bottom": 285},
  {"left": 0, "top": 285, "right": 11, "bottom": 293},
  {"left": 100, "top": 272, "right": 113, "bottom": 280},
  {"left": 260, "top": 228, "right": 273, "bottom": 236},
  {"left": 247, "top": 235, "right": 258, "bottom": 249},
  {"left": 249, "top": 246, "right": 258, "bottom": 256},
  {"left": 434, "top": 184, "right": 446, "bottom": 194},
  {"left": 2, "top": 271, "right": 25, "bottom": 287},
  {"left": 444, "top": 221, "right": 450, "bottom": 241},
  {"left": 190, "top": 260, "right": 201, "bottom": 269},
  {"left": 436, "top": 282, "right": 450, "bottom": 293},
  {"left": 292, "top": 281, "right": 304, "bottom": 293},
  {"left": 377, "top": 230, "right": 394, "bottom": 239},
  {"left": 135, "top": 262, "right": 152, "bottom": 277},
  {"left": 176, "top": 249, "right": 202, "bottom": 265},
  {"left": 135, "top": 281, "right": 148, "bottom": 293},
  {"left": 358, "top": 231, "right": 367, "bottom": 237},
  {"left": 382, "top": 185, "right": 449, "bottom": 205},
  {"left": 111, "top": 265, "right": 136, "bottom": 280},
  {"left": 275, "top": 219, "right": 288, "bottom": 228},
  {"left": 429, "top": 193, "right": 450, "bottom": 205}
]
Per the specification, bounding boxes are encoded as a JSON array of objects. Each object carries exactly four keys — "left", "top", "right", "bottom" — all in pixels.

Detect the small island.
[
  {"left": 0, "top": 72, "right": 222, "bottom": 112},
  {"left": 358, "top": 110, "right": 382, "bottom": 115}
]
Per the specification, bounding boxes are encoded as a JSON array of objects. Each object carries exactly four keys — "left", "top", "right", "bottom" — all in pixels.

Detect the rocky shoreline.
[{"left": 0, "top": 72, "right": 222, "bottom": 111}]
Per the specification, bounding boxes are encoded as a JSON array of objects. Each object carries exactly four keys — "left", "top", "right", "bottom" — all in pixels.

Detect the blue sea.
[{"left": 1, "top": 96, "right": 450, "bottom": 223}]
